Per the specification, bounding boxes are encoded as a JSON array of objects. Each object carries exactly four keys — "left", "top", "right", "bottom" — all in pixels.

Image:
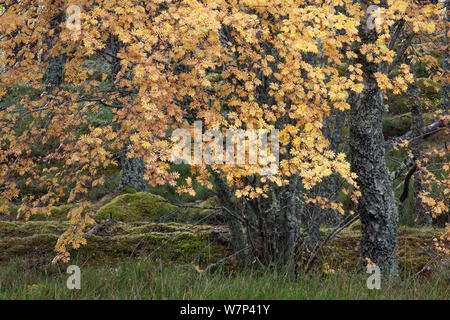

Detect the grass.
[
  {"left": 0, "top": 193, "right": 447, "bottom": 300},
  {"left": 0, "top": 258, "right": 448, "bottom": 300},
  {"left": 0, "top": 217, "right": 448, "bottom": 299}
]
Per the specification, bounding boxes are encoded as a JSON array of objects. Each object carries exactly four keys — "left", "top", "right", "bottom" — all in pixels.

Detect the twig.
[
  {"left": 85, "top": 218, "right": 116, "bottom": 235},
  {"left": 407, "top": 253, "right": 443, "bottom": 281},
  {"left": 201, "top": 245, "right": 251, "bottom": 274},
  {"left": 305, "top": 214, "right": 360, "bottom": 272}
]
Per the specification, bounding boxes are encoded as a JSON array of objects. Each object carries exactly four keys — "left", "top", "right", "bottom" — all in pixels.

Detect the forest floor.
[{"left": 0, "top": 192, "right": 448, "bottom": 299}]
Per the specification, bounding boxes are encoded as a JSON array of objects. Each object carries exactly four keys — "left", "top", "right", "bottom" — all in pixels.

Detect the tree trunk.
[
  {"left": 320, "top": 109, "right": 347, "bottom": 227},
  {"left": 118, "top": 153, "right": 148, "bottom": 192},
  {"left": 213, "top": 171, "right": 304, "bottom": 267},
  {"left": 108, "top": 35, "right": 148, "bottom": 192},
  {"left": 244, "top": 176, "right": 304, "bottom": 266},
  {"left": 45, "top": 12, "right": 66, "bottom": 90},
  {"left": 211, "top": 172, "right": 247, "bottom": 264},
  {"left": 349, "top": 5, "right": 399, "bottom": 276},
  {"left": 442, "top": 0, "right": 449, "bottom": 114},
  {"left": 408, "top": 59, "right": 432, "bottom": 227},
  {"left": 45, "top": 53, "right": 65, "bottom": 89}
]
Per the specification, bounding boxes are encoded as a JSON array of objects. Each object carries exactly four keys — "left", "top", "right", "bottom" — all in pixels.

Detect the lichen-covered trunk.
[
  {"left": 213, "top": 172, "right": 303, "bottom": 267},
  {"left": 320, "top": 109, "right": 348, "bottom": 227},
  {"left": 442, "top": 0, "right": 449, "bottom": 114},
  {"left": 118, "top": 153, "right": 148, "bottom": 192},
  {"left": 45, "top": 53, "right": 65, "bottom": 89},
  {"left": 211, "top": 172, "right": 247, "bottom": 263},
  {"left": 409, "top": 59, "right": 432, "bottom": 227},
  {"left": 108, "top": 35, "right": 148, "bottom": 192},
  {"left": 45, "top": 12, "right": 66, "bottom": 90},
  {"left": 350, "top": 87, "right": 398, "bottom": 276},
  {"left": 349, "top": 9, "right": 398, "bottom": 276},
  {"left": 246, "top": 176, "right": 303, "bottom": 266}
]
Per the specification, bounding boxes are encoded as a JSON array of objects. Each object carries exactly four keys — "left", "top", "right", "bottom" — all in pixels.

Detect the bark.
[
  {"left": 108, "top": 35, "right": 148, "bottom": 192},
  {"left": 408, "top": 59, "right": 432, "bottom": 226},
  {"left": 211, "top": 171, "right": 303, "bottom": 267},
  {"left": 442, "top": 0, "right": 449, "bottom": 114},
  {"left": 211, "top": 172, "right": 247, "bottom": 264},
  {"left": 45, "top": 53, "right": 65, "bottom": 89},
  {"left": 45, "top": 12, "right": 66, "bottom": 90},
  {"left": 320, "top": 109, "right": 347, "bottom": 227},
  {"left": 349, "top": 4, "right": 398, "bottom": 276},
  {"left": 244, "top": 176, "right": 303, "bottom": 266},
  {"left": 118, "top": 154, "right": 148, "bottom": 192}
]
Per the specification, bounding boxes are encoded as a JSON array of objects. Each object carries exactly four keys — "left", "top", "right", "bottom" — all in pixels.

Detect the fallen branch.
[
  {"left": 202, "top": 245, "right": 251, "bottom": 274},
  {"left": 384, "top": 119, "right": 448, "bottom": 148},
  {"left": 407, "top": 253, "right": 443, "bottom": 281},
  {"left": 85, "top": 218, "right": 116, "bottom": 235},
  {"left": 305, "top": 214, "right": 360, "bottom": 272}
]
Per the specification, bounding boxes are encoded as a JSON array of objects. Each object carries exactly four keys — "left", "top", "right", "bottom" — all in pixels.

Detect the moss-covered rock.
[{"left": 94, "top": 192, "right": 175, "bottom": 222}]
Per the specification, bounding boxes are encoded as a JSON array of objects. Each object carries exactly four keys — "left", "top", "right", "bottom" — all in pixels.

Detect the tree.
[
  {"left": 0, "top": 0, "right": 358, "bottom": 264},
  {"left": 348, "top": 0, "right": 442, "bottom": 276},
  {"left": 0, "top": 0, "right": 445, "bottom": 270},
  {"left": 441, "top": 0, "right": 449, "bottom": 114}
]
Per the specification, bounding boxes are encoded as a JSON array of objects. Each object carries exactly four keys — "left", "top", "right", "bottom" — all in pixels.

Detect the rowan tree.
[{"left": 0, "top": 0, "right": 446, "bottom": 272}]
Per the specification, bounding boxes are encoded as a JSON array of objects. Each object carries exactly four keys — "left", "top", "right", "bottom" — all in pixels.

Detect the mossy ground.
[
  {"left": 312, "top": 225, "right": 448, "bottom": 278},
  {"left": 0, "top": 192, "right": 448, "bottom": 299},
  {"left": 0, "top": 219, "right": 448, "bottom": 299},
  {"left": 0, "top": 217, "right": 447, "bottom": 276},
  {"left": 0, "top": 219, "right": 231, "bottom": 268}
]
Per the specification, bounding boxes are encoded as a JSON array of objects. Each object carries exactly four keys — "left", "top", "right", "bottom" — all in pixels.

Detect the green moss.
[
  {"left": 49, "top": 205, "right": 74, "bottom": 220},
  {"left": 349, "top": 219, "right": 361, "bottom": 231},
  {"left": 0, "top": 220, "right": 230, "bottom": 265},
  {"left": 120, "top": 186, "right": 137, "bottom": 194},
  {"left": 192, "top": 197, "right": 218, "bottom": 215},
  {"left": 94, "top": 192, "right": 176, "bottom": 222},
  {"left": 187, "top": 197, "right": 222, "bottom": 224},
  {"left": 311, "top": 226, "right": 445, "bottom": 275},
  {"left": 198, "top": 196, "right": 218, "bottom": 209},
  {"left": 0, "top": 234, "right": 59, "bottom": 260},
  {"left": 0, "top": 221, "right": 68, "bottom": 238},
  {"left": 0, "top": 203, "right": 76, "bottom": 222}
]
